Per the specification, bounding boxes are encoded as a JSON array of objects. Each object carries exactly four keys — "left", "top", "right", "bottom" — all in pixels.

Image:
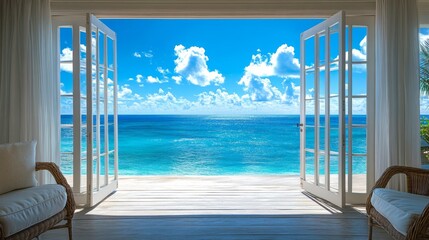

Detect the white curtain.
[
  {"left": 0, "top": 0, "right": 59, "bottom": 182},
  {"left": 375, "top": 0, "right": 421, "bottom": 187}
]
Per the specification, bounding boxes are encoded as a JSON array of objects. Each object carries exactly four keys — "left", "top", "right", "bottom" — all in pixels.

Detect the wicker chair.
[
  {"left": 0, "top": 162, "right": 75, "bottom": 240},
  {"left": 366, "top": 166, "right": 429, "bottom": 240}
]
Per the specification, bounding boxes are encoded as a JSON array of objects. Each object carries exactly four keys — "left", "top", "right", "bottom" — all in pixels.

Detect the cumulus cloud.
[
  {"left": 238, "top": 44, "right": 302, "bottom": 104},
  {"left": 122, "top": 88, "right": 192, "bottom": 113},
  {"left": 59, "top": 48, "right": 73, "bottom": 72},
  {"left": 157, "top": 67, "right": 170, "bottom": 75},
  {"left": 136, "top": 74, "right": 144, "bottom": 83},
  {"left": 197, "top": 89, "right": 242, "bottom": 107},
  {"left": 244, "top": 44, "right": 300, "bottom": 79},
  {"left": 360, "top": 36, "right": 367, "bottom": 56},
  {"left": 238, "top": 74, "right": 284, "bottom": 102},
  {"left": 147, "top": 76, "right": 165, "bottom": 84},
  {"left": 350, "top": 36, "right": 367, "bottom": 61},
  {"left": 134, "top": 52, "right": 142, "bottom": 58},
  {"left": 172, "top": 76, "right": 182, "bottom": 84},
  {"left": 59, "top": 38, "right": 97, "bottom": 74},
  {"left": 174, "top": 44, "right": 225, "bottom": 87}
]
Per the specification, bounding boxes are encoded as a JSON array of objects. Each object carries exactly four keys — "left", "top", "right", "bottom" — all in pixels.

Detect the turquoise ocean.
[{"left": 60, "top": 115, "right": 367, "bottom": 175}]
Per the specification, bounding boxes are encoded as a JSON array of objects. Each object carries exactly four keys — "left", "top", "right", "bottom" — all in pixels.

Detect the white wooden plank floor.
[{"left": 41, "top": 176, "right": 391, "bottom": 240}]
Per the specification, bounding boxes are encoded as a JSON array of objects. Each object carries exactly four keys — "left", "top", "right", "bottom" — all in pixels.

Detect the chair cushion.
[
  {"left": 0, "top": 184, "right": 67, "bottom": 237},
  {"left": 371, "top": 188, "right": 429, "bottom": 235},
  {"left": 0, "top": 141, "right": 37, "bottom": 194}
]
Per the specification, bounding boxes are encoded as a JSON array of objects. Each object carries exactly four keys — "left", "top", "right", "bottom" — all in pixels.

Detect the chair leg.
[
  {"left": 67, "top": 219, "right": 73, "bottom": 240},
  {"left": 368, "top": 217, "right": 373, "bottom": 240}
]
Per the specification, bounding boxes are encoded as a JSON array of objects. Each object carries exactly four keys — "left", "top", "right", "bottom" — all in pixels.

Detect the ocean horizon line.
[{"left": 60, "top": 113, "right": 371, "bottom": 116}]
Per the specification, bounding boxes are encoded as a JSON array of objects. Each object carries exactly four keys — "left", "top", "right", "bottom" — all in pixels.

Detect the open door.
[
  {"left": 53, "top": 14, "right": 119, "bottom": 207},
  {"left": 300, "top": 12, "right": 375, "bottom": 207},
  {"left": 300, "top": 11, "right": 346, "bottom": 208}
]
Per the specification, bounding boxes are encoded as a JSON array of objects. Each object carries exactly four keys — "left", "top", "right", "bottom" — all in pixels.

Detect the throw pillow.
[{"left": 0, "top": 141, "right": 37, "bottom": 194}]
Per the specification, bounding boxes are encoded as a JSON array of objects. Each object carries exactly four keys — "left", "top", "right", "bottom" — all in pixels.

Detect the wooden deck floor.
[{"left": 41, "top": 176, "right": 391, "bottom": 240}]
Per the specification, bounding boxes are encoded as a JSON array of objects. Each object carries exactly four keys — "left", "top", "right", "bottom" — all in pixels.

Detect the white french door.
[
  {"left": 300, "top": 11, "right": 346, "bottom": 208},
  {"left": 300, "top": 12, "right": 374, "bottom": 207},
  {"left": 53, "top": 14, "right": 119, "bottom": 207}
]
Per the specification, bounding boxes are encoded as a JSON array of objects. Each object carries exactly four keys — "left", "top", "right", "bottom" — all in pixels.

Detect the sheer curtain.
[
  {"left": 0, "top": 0, "right": 59, "bottom": 183},
  {"left": 375, "top": 0, "right": 421, "bottom": 187}
]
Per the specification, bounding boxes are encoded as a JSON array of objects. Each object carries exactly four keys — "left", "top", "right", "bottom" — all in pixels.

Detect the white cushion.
[
  {"left": 371, "top": 188, "right": 429, "bottom": 235},
  {"left": 0, "top": 141, "right": 37, "bottom": 194},
  {"left": 0, "top": 184, "right": 67, "bottom": 237}
]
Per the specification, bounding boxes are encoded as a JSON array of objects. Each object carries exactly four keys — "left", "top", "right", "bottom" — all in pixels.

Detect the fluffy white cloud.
[
  {"left": 238, "top": 73, "right": 284, "bottom": 102},
  {"left": 360, "top": 36, "right": 367, "bottom": 56},
  {"left": 117, "top": 85, "right": 143, "bottom": 101},
  {"left": 174, "top": 44, "right": 225, "bottom": 87},
  {"left": 157, "top": 67, "right": 170, "bottom": 75},
  {"left": 134, "top": 52, "right": 142, "bottom": 58},
  {"left": 244, "top": 44, "right": 300, "bottom": 79},
  {"left": 122, "top": 88, "right": 192, "bottom": 113},
  {"left": 172, "top": 76, "right": 182, "bottom": 84},
  {"left": 136, "top": 74, "right": 144, "bottom": 83},
  {"left": 239, "top": 44, "right": 301, "bottom": 103},
  {"left": 197, "top": 89, "right": 242, "bottom": 107},
  {"left": 59, "top": 48, "right": 73, "bottom": 72},
  {"left": 147, "top": 76, "right": 163, "bottom": 84}
]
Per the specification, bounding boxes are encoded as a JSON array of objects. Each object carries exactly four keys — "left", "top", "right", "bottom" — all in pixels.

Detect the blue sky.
[{"left": 59, "top": 19, "right": 375, "bottom": 115}]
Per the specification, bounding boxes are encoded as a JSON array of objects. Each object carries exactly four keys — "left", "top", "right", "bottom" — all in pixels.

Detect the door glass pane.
[
  {"left": 353, "top": 114, "right": 367, "bottom": 125},
  {"left": 319, "top": 67, "right": 325, "bottom": 98},
  {"left": 305, "top": 151, "right": 315, "bottom": 183},
  {"left": 305, "top": 36, "right": 315, "bottom": 69},
  {"left": 91, "top": 29, "right": 97, "bottom": 64},
  {"left": 351, "top": 26, "right": 367, "bottom": 62},
  {"left": 352, "top": 128, "right": 367, "bottom": 154},
  {"left": 329, "top": 97, "right": 340, "bottom": 153},
  {"left": 329, "top": 63, "right": 339, "bottom": 96},
  {"left": 329, "top": 155, "right": 339, "bottom": 193},
  {"left": 99, "top": 31, "right": 105, "bottom": 65},
  {"left": 100, "top": 155, "right": 107, "bottom": 187},
  {"left": 352, "top": 156, "right": 367, "bottom": 193},
  {"left": 107, "top": 37, "right": 114, "bottom": 68},
  {"left": 319, "top": 154, "right": 326, "bottom": 186},
  {"left": 352, "top": 64, "right": 367, "bottom": 96},
  {"left": 305, "top": 71, "right": 315, "bottom": 99},
  {"left": 109, "top": 151, "right": 115, "bottom": 182},
  {"left": 306, "top": 126, "right": 315, "bottom": 150},
  {"left": 319, "top": 32, "right": 326, "bottom": 66},
  {"left": 319, "top": 125, "right": 325, "bottom": 151},
  {"left": 99, "top": 70, "right": 105, "bottom": 100},
  {"left": 352, "top": 98, "right": 366, "bottom": 116},
  {"left": 329, "top": 23, "right": 339, "bottom": 63}
]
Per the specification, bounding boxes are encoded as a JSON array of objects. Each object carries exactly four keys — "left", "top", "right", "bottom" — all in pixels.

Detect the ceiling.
[{"left": 50, "top": 0, "right": 377, "bottom": 18}]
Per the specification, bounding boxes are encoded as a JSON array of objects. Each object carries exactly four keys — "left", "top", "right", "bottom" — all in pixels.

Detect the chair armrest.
[
  {"left": 36, "top": 162, "right": 76, "bottom": 219},
  {"left": 408, "top": 202, "right": 429, "bottom": 239},
  {"left": 374, "top": 166, "right": 429, "bottom": 189},
  {"left": 366, "top": 166, "right": 429, "bottom": 214}
]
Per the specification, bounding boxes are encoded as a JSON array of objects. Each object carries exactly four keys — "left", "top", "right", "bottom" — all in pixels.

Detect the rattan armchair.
[
  {"left": 0, "top": 162, "right": 75, "bottom": 240},
  {"left": 366, "top": 166, "right": 429, "bottom": 240}
]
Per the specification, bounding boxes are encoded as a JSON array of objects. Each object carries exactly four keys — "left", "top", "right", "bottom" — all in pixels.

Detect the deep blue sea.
[{"left": 60, "top": 115, "right": 367, "bottom": 175}]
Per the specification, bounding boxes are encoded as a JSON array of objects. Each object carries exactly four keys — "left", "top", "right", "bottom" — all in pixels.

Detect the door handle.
[{"left": 296, "top": 123, "right": 304, "bottom": 127}]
